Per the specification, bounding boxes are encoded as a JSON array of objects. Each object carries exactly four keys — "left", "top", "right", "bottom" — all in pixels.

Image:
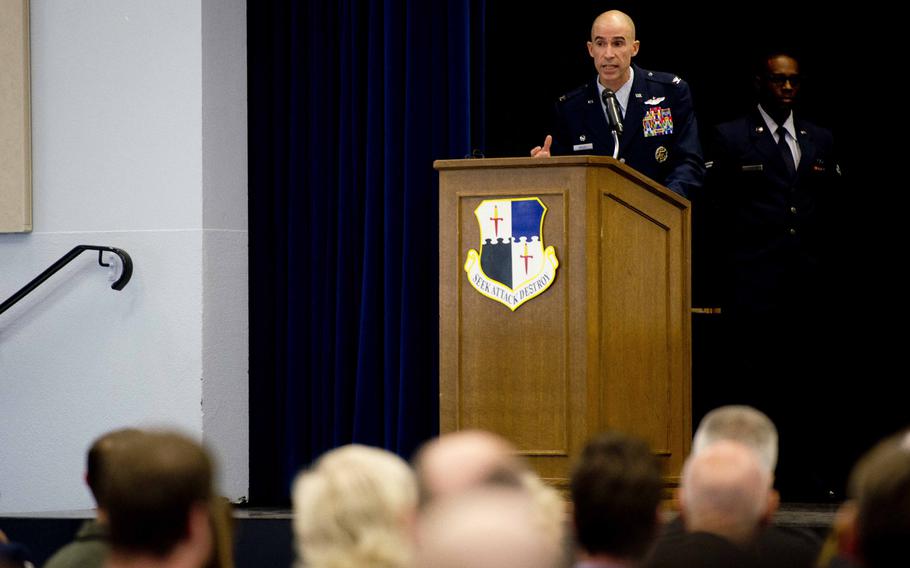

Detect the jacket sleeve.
[{"left": 663, "top": 80, "right": 706, "bottom": 198}]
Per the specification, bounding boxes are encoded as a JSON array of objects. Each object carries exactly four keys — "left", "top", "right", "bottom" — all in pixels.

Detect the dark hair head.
[
  {"left": 849, "top": 430, "right": 910, "bottom": 568},
  {"left": 103, "top": 430, "right": 214, "bottom": 557},
  {"left": 86, "top": 428, "right": 142, "bottom": 508},
  {"left": 571, "top": 431, "right": 662, "bottom": 559},
  {"left": 752, "top": 49, "right": 801, "bottom": 77}
]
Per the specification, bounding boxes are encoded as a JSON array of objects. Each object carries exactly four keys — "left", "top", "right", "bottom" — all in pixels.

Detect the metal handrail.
[{"left": 0, "top": 245, "right": 133, "bottom": 316}]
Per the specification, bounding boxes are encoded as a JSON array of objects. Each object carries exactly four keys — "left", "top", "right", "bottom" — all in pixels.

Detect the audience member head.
[
  {"left": 103, "top": 430, "right": 214, "bottom": 566},
  {"left": 292, "top": 444, "right": 417, "bottom": 568},
  {"left": 571, "top": 431, "right": 663, "bottom": 562},
  {"left": 679, "top": 440, "right": 777, "bottom": 545},
  {"left": 415, "top": 486, "right": 561, "bottom": 568},
  {"left": 837, "top": 429, "right": 910, "bottom": 568},
  {"left": 413, "top": 430, "right": 524, "bottom": 507},
  {"left": 85, "top": 428, "right": 142, "bottom": 511},
  {"left": 692, "top": 405, "right": 778, "bottom": 474}
]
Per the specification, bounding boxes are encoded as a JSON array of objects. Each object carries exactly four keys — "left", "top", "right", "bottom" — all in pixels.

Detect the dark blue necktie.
[{"left": 777, "top": 126, "right": 796, "bottom": 177}]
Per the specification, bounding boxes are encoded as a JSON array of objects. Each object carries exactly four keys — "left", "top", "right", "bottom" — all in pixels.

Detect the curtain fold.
[{"left": 249, "top": 0, "right": 484, "bottom": 504}]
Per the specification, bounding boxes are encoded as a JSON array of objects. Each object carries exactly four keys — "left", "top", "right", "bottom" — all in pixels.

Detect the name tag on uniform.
[
  {"left": 573, "top": 143, "right": 594, "bottom": 151},
  {"left": 741, "top": 164, "right": 763, "bottom": 172}
]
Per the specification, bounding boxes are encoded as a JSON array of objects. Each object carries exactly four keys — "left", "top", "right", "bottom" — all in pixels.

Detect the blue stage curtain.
[{"left": 248, "top": 0, "right": 484, "bottom": 504}]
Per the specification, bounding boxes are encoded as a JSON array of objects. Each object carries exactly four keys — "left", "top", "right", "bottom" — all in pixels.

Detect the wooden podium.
[{"left": 435, "top": 156, "right": 691, "bottom": 490}]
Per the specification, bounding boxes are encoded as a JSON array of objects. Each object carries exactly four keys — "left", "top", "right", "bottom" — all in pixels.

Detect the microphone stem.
[{"left": 611, "top": 131, "right": 620, "bottom": 160}]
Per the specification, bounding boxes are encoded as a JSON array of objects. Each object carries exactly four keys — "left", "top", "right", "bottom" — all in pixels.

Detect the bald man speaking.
[{"left": 532, "top": 10, "right": 704, "bottom": 198}]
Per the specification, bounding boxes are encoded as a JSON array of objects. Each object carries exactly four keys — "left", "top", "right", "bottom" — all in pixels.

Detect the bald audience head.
[
  {"left": 413, "top": 430, "right": 524, "bottom": 506},
  {"left": 692, "top": 405, "right": 778, "bottom": 473},
  {"left": 415, "top": 487, "right": 560, "bottom": 568},
  {"left": 680, "top": 440, "right": 777, "bottom": 545}
]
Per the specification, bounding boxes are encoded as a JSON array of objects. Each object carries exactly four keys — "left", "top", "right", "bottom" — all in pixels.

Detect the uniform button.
[
  {"left": 790, "top": 206, "right": 797, "bottom": 214},
  {"left": 789, "top": 228, "right": 797, "bottom": 235}
]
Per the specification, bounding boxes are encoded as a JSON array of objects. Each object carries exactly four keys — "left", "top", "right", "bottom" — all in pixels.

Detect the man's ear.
[
  {"left": 761, "top": 489, "right": 780, "bottom": 526},
  {"left": 835, "top": 501, "right": 859, "bottom": 559},
  {"left": 187, "top": 502, "right": 212, "bottom": 545},
  {"left": 675, "top": 486, "right": 685, "bottom": 523}
]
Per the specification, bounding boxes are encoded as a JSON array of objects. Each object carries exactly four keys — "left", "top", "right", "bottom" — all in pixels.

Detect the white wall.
[
  {"left": 201, "top": 0, "right": 249, "bottom": 503},
  {"left": 0, "top": 0, "right": 248, "bottom": 513}
]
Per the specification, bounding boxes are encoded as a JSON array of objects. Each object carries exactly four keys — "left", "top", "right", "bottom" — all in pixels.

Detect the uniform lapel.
[
  {"left": 795, "top": 119, "right": 816, "bottom": 179},
  {"left": 749, "top": 109, "right": 787, "bottom": 174},
  {"left": 622, "top": 65, "right": 646, "bottom": 150}
]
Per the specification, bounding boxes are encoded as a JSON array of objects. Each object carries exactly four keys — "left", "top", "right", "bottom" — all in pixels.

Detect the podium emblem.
[{"left": 463, "top": 197, "right": 559, "bottom": 311}]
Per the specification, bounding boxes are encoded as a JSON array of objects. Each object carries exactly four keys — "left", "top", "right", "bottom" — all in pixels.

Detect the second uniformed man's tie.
[{"left": 777, "top": 125, "right": 796, "bottom": 177}]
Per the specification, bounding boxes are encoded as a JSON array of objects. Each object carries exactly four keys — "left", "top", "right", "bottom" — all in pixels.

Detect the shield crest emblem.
[{"left": 463, "top": 197, "right": 559, "bottom": 311}]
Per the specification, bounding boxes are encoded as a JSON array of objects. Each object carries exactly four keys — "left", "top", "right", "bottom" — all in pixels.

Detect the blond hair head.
[{"left": 292, "top": 445, "right": 417, "bottom": 568}]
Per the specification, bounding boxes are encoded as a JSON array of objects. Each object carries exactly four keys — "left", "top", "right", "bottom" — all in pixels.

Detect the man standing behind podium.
[{"left": 530, "top": 10, "right": 704, "bottom": 198}]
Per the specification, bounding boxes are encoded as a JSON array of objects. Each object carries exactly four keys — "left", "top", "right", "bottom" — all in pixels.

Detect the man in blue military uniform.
[
  {"left": 705, "top": 51, "right": 844, "bottom": 502},
  {"left": 531, "top": 10, "right": 704, "bottom": 198},
  {"left": 708, "top": 51, "right": 840, "bottom": 319}
]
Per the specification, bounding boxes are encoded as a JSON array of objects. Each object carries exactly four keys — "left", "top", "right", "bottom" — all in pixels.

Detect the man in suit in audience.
[
  {"left": 44, "top": 428, "right": 141, "bottom": 568},
  {"left": 415, "top": 486, "right": 563, "bottom": 568},
  {"left": 104, "top": 431, "right": 215, "bottom": 568},
  {"left": 646, "top": 406, "right": 821, "bottom": 568},
  {"left": 646, "top": 441, "right": 776, "bottom": 568},
  {"left": 413, "top": 430, "right": 568, "bottom": 563},
  {"left": 413, "top": 429, "right": 524, "bottom": 507},
  {"left": 571, "top": 431, "right": 663, "bottom": 567}
]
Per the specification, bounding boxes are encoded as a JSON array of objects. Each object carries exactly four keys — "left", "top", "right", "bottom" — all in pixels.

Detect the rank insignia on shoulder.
[
  {"left": 643, "top": 106, "right": 674, "bottom": 137},
  {"left": 645, "top": 96, "right": 666, "bottom": 105},
  {"left": 655, "top": 146, "right": 669, "bottom": 163},
  {"left": 836, "top": 164, "right": 842, "bottom": 176},
  {"left": 558, "top": 94, "right": 567, "bottom": 102},
  {"left": 672, "top": 76, "right": 681, "bottom": 84}
]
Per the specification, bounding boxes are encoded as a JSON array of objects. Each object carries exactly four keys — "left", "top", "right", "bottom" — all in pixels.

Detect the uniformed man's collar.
[
  {"left": 757, "top": 104, "right": 796, "bottom": 140},
  {"left": 596, "top": 67, "right": 634, "bottom": 117}
]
